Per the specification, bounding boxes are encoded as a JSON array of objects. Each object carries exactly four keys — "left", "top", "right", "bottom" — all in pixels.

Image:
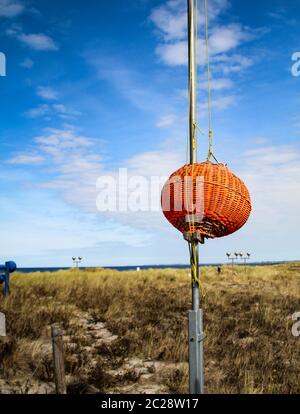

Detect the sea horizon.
[{"left": 14, "top": 260, "right": 299, "bottom": 273}]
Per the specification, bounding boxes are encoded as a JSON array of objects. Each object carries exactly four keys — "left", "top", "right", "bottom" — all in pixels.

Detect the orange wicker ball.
[{"left": 161, "top": 162, "right": 252, "bottom": 239}]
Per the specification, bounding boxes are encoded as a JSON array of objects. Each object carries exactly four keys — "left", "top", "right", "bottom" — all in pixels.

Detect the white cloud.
[
  {"left": 149, "top": 0, "right": 187, "bottom": 41},
  {"left": 155, "top": 24, "right": 254, "bottom": 67},
  {"left": 126, "top": 150, "right": 181, "bottom": 178},
  {"left": 242, "top": 146, "right": 299, "bottom": 165},
  {"left": 52, "top": 104, "right": 81, "bottom": 119},
  {"left": 156, "top": 40, "right": 187, "bottom": 66},
  {"left": 0, "top": 0, "right": 24, "bottom": 18},
  {"left": 7, "top": 154, "right": 44, "bottom": 165},
  {"left": 18, "top": 33, "right": 58, "bottom": 51},
  {"left": 37, "top": 86, "right": 58, "bottom": 100},
  {"left": 209, "top": 24, "right": 253, "bottom": 54},
  {"left": 198, "top": 76, "right": 233, "bottom": 92},
  {"left": 205, "top": 0, "right": 230, "bottom": 21},
  {"left": 7, "top": 127, "right": 103, "bottom": 211},
  {"left": 238, "top": 144, "right": 300, "bottom": 238},
  {"left": 267, "top": 10, "right": 287, "bottom": 21},
  {"left": 150, "top": 0, "right": 258, "bottom": 77},
  {"left": 156, "top": 114, "right": 176, "bottom": 128},
  {"left": 35, "top": 128, "right": 94, "bottom": 154},
  {"left": 6, "top": 25, "right": 59, "bottom": 51},
  {"left": 149, "top": 0, "right": 230, "bottom": 42},
  {"left": 98, "top": 149, "right": 183, "bottom": 232},
  {"left": 25, "top": 104, "right": 50, "bottom": 118},
  {"left": 213, "top": 53, "right": 254, "bottom": 74},
  {"left": 209, "top": 77, "right": 233, "bottom": 90},
  {"left": 24, "top": 103, "right": 81, "bottom": 119},
  {"left": 197, "top": 94, "right": 236, "bottom": 115},
  {"left": 210, "top": 95, "right": 236, "bottom": 110},
  {"left": 7, "top": 125, "right": 182, "bottom": 237},
  {"left": 253, "top": 137, "right": 270, "bottom": 146},
  {"left": 20, "top": 58, "right": 34, "bottom": 69},
  {"left": 0, "top": 192, "right": 152, "bottom": 263}
]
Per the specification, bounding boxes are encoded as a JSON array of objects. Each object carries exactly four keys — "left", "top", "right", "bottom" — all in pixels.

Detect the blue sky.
[{"left": 0, "top": 0, "right": 300, "bottom": 267}]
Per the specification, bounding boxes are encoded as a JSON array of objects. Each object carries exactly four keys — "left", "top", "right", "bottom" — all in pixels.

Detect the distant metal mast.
[{"left": 187, "top": 0, "right": 204, "bottom": 395}]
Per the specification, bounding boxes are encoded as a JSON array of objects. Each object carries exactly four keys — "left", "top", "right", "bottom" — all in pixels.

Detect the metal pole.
[
  {"left": 188, "top": 0, "right": 197, "bottom": 164},
  {"left": 4, "top": 268, "right": 10, "bottom": 297},
  {"left": 187, "top": 0, "right": 204, "bottom": 395},
  {"left": 189, "top": 243, "right": 204, "bottom": 394}
]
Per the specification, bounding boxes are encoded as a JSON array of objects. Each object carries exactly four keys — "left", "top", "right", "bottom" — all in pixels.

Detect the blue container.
[
  {"left": 0, "top": 261, "right": 17, "bottom": 296},
  {"left": 6, "top": 261, "right": 17, "bottom": 273}
]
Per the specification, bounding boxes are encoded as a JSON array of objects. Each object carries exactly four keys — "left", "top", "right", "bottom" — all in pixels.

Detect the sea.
[{"left": 15, "top": 261, "right": 292, "bottom": 273}]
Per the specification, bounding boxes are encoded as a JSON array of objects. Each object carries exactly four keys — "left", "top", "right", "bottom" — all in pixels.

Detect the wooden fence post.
[
  {"left": 51, "top": 324, "right": 67, "bottom": 394},
  {"left": 0, "top": 312, "right": 6, "bottom": 337}
]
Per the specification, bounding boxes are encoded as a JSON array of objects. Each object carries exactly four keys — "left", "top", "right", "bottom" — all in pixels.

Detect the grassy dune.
[{"left": 0, "top": 263, "right": 300, "bottom": 394}]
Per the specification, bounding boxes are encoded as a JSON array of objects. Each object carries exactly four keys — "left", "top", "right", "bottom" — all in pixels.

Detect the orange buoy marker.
[{"left": 161, "top": 0, "right": 251, "bottom": 395}]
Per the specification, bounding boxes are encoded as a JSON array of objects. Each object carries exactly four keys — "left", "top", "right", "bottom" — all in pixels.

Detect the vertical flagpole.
[
  {"left": 187, "top": 0, "right": 204, "bottom": 395},
  {"left": 188, "top": 0, "right": 197, "bottom": 164}
]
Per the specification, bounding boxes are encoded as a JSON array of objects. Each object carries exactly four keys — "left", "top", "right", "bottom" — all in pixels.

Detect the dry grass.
[{"left": 0, "top": 263, "right": 300, "bottom": 394}]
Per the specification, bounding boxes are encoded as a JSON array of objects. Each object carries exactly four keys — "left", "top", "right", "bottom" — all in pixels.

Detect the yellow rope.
[
  {"left": 191, "top": 242, "right": 199, "bottom": 285},
  {"left": 204, "top": 0, "right": 213, "bottom": 162}
]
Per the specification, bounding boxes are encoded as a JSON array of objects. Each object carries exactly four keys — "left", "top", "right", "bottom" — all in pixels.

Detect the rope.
[
  {"left": 189, "top": 242, "right": 208, "bottom": 295},
  {"left": 204, "top": 0, "right": 214, "bottom": 162},
  {"left": 189, "top": 242, "right": 200, "bottom": 286},
  {"left": 21, "top": 356, "right": 46, "bottom": 394}
]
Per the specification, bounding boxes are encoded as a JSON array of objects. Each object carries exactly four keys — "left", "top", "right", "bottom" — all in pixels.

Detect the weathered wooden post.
[
  {"left": 0, "top": 312, "right": 6, "bottom": 337},
  {"left": 0, "top": 313, "right": 7, "bottom": 376},
  {"left": 51, "top": 324, "right": 67, "bottom": 394}
]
